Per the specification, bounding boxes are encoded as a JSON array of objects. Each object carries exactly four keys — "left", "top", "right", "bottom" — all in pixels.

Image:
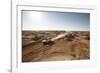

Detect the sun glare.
[{"left": 30, "top": 11, "right": 44, "bottom": 20}]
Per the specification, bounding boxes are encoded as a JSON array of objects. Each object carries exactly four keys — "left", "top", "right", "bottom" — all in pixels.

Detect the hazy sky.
[{"left": 22, "top": 10, "right": 90, "bottom": 31}]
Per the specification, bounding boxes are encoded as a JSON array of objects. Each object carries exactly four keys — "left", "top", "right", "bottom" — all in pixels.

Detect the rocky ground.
[{"left": 22, "top": 31, "right": 90, "bottom": 62}]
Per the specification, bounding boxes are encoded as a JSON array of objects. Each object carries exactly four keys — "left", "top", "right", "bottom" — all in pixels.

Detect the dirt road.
[
  {"left": 22, "top": 39, "right": 73, "bottom": 62},
  {"left": 22, "top": 32, "right": 90, "bottom": 62}
]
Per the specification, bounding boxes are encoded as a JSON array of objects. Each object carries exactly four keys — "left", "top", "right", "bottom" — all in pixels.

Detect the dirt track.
[{"left": 22, "top": 31, "right": 90, "bottom": 62}]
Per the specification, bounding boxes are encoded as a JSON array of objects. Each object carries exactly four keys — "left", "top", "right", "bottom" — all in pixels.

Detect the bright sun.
[{"left": 30, "top": 11, "right": 44, "bottom": 20}]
